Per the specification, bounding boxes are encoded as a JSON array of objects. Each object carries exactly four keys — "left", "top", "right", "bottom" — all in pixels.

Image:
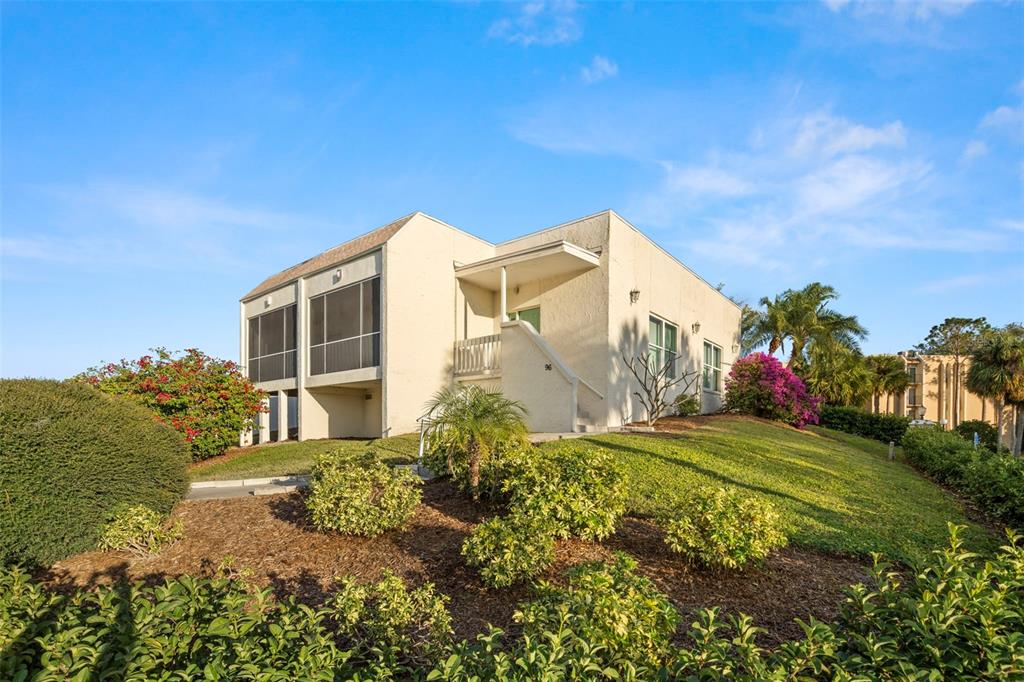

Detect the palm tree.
[
  {"left": 754, "top": 293, "right": 791, "bottom": 356},
  {"left": 780, "top": 283, "right": 867, "bottom": 370},
  {"left": 423, "top": 385, "right": 528, "bottom": 498},
  {"left": 966, "top": 330, "right": 1024, "bottom": 456},
  {"left": 802, "top": 344, "right": 873, "bottom": 407},
  {"left": 866, "top": 354, "right": 909, "bottom": 414}
]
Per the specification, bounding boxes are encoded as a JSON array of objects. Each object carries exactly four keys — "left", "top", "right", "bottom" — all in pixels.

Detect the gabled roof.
[{"left": 242, "top": 213, "right": 416, "bottom": 301}]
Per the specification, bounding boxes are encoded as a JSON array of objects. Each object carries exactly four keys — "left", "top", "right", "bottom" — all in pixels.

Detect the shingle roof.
[{"left": 242, "top": 213, "right": 415, "bottom": 301}]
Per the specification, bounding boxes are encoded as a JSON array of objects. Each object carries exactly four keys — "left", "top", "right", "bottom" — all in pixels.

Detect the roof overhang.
[{"left": 455, "top": 240, "right": 600, "bottom": 290}]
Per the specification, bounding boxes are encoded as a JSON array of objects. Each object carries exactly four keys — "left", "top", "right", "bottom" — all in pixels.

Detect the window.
[
  {"left": 309, "top": 276, "right": 381, "bottom": 375},
  {"left": 703, "top": 340, "right": 722, "bottom": 392},
  {"left": 908, "top": 387, "right": 917, "bottom": 406},
  {"left": 247, "top": 304, "right": 297, "bottom": 383},
  {"left": 509, "top": 306, "right": 540, "bottom": 332},
  {"left": 649, "top": 315, "right": 678, "bottom": 378},
  {"left": 908, "top": 366, "right": 917, "bottom": 384}
]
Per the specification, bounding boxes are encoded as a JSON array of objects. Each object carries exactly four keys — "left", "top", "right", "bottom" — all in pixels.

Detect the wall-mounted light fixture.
[
  {"left": 691, "top": 321, "right": 701, "bottom": 334},
  {"left": 514, "top": 285, "right": 520, "bottom": 294},
  {"left": 333, "top": 268, "right": 343, "bottom": 284},
  {"left": 732, "top": 343, "right": 740, "bottom": 354},
  {"left": 264, "top": 296, "right": 273, "bottom": 308},
  {"left": 629, "top": 289, "right": 640, "bottom": 304}
]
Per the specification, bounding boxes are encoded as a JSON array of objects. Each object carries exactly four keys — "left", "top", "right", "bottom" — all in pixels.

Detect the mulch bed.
[{"left": 44, "top": 481, "right": 869, "bottom": 647}]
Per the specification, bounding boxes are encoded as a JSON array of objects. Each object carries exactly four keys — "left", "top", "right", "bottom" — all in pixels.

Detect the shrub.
[
  {"left": 0, "top": 379, "right": 189, "bottom": 566},
  {"left": 79, "top": 347, "right": 266, "bottom": 461},
  {"left": 902, "top": 427, "right": 1023, "bottom": 528},
  {"left": 307, "top": 450, "right": 421, "bottom": 536},
  {"left": 955, "top": 419, "right": 999, "bottom": 451},
  {"left": 672, "top": 391, "right": 701, "bottom": 416},
  {"left": 819, "top": 404, "right": 910, "bottom": 444},
  {"left": 501, "top": 442, "right": 627, "bottom": 541},
  {"left": 664, "top": 487, "right": 787, "bottom": 569},
  {"left": 98, "top": 504, "right": 182, "bottom": 556},
  {"left": 330, "top": 572, "right": 452, "bottom": 667},
  {"left": 461, "top": 513, "right": 556, "bottom": 588},
  {"left": 516, "top": 554, "right": 680, "bottom": 670},
  {"left": 724, "top": 353, "right": 821, "bottom": 428}
]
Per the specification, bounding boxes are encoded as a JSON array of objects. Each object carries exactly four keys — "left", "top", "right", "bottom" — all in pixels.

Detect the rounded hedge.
[{"left": 0, "top": 379, "right": 190, "bottom": 566}]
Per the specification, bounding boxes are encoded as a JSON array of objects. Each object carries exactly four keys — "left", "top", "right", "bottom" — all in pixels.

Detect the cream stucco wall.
[
  {"left": 500, "top": 321, "right": 577, "bottom": 432},
  {"left": 606, "top": 212, "right": 741, "bottom": 424},
  {"left": 383, "top": 214, "right": 495, "bottom": 436}
]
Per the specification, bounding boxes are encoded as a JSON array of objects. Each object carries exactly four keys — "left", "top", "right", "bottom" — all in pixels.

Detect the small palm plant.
[{"left": 424, "top": 386, "right": 528, "bottom": 499}]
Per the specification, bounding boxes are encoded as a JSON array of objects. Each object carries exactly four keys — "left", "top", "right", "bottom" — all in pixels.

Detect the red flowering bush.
[
  {"left": 79, "top": 348, "right": 266, "bottom": 461},
  {"left": 724, "top": 353, "right": 821, "bottom": 428}
]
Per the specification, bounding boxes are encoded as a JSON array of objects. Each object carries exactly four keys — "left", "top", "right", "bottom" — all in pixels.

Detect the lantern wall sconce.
[
  {"left": 264, "top": 296, "right": 273, "bottom": 308},
  {"left": 333, "top": 268, "right": 343, "bottom": 284},
  {"left": 629, "top": 289, "right": 640, "bottom": 304},
  {"left": 691, "top": 321, "right": 701, "bottom": 334}
]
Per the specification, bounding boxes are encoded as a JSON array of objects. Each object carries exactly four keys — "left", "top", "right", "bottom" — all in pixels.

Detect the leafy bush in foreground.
[
  {"left": 461, "top": 513, "right": 556, "bottom": 588},
  {"left": 330, "top": 572, "right": 452, "bottom": 669},
  {"left": 516, "top": 554, "right": 680, "bottom": 671},
  {"left": 79, "top": 347, "right": 266, "bottom": 461},
  {"left": 724, "top": 353, "right": 821, "bottom": 428},
  {"left": 819, "top": 404, "right": 910, "bottom": 444},
  {"left": 664, "top": 486, "right": 787, "bottom": 569},
  {"left": 99, "top": 504, "right": 182, "bottom": 556},
  {"left": 2, "top": 527, "right": 1021, "bottom": 680},
  {"left": 902, "top": 427, "right": 1024, "bottom": 528},
  {"left": 0, "top": 379, "right": 189, "bottom": 566},
  {"left": 501, "top": 442, "right": 627, "bottom": 541},
  {"left": 307, "top": 450, "right": 421, "bottom": 536}
]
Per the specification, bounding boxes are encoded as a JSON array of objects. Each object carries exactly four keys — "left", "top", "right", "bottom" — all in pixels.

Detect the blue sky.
[{"left": 2, "top": 1, "right": 1022, "bottom": 378}]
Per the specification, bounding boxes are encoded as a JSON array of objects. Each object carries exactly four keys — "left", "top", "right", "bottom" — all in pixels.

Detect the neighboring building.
[
  {"left": 873, "top": 352, "right": 1014, "bottom": 448},
  {"left": 240, "top": 210, "right": 742, "bottom": 443}
]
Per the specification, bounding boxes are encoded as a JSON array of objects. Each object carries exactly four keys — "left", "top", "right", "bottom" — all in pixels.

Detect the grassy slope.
[
  {"left": 189, "top": 434, "right": 419, "bottom": 481},
  {"left": 557, "top": 417, "right": 990, "bottom": 563}
]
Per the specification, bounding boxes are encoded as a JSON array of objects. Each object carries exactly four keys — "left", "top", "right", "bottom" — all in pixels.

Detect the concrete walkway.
[{"left": 185, "top": 464, "right": 437, "bottom": 501}]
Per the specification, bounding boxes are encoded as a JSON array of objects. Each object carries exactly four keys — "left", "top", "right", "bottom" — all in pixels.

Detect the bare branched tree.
[{"left": 622, "top": 352, "right": 700, "bottom": 426}]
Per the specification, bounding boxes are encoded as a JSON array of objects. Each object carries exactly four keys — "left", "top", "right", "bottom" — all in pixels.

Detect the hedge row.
[
  {"left": 902, "top": 427, "right": 1024, "bottom": 529},
  {"left": 2, "top": 526, "right": 1021, "bottom": 679},
  {"left": 819, "top": 405, "right": 910, "bottom": 444},
  {"left": 0, "top": 379, "right": 190, "bottom": 566}
]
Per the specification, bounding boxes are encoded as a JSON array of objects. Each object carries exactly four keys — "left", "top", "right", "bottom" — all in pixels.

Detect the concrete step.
[
  {"left": 252, "top": 484, "right": 300, "bottom": 496},
  {"left": 575, "top": 423, "right": 608, "bottom": 434}
]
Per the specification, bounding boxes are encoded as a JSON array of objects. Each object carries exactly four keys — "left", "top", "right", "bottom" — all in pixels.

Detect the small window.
[
  {"left": 649, "top": 315, "right": 678, "bottom": 378},
  {"left": 509, "top": 306, "right": 540, "bottom": 333},
  {"left": 908, "top": 366, "right": 917, "bottom": 383},
  {"left": 703, "top": 340, "right": 722, "bottom": 392}
]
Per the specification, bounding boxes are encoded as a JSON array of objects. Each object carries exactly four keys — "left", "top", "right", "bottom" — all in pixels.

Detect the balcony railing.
[{"left": 454, "top": 334, "right": 501, "bottom": 376}]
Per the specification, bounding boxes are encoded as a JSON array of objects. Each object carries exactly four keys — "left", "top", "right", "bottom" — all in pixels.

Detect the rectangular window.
[
  {"left": 508, "top": 306, "right": 540, "bottom": 332},
  {"left": 649, "top": 315, "right": 678, "bottom": 378},
  {"left": 247, "top": 304, "right": 297, "bottom": 383},
  {"left": 908, "top": 366, "right": 917, "bottom": 384},
  {"left": 309, "top": 276, "right": 381, "bottom": 375},
  {"left": 908, "top": 387, "right": 917, "bottom": 406},
  {"left": 703, "top": 340, "right": 722, "bottom": 392}
]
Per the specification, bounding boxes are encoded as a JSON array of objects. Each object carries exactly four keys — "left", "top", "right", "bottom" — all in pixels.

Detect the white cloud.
[
  {"left": 980, "top": 103, "right": 1024, "bottom": 140},
  {"left": 822, "top": 0, "right": 976, "bottom": 21},
  {"left": 662, "top": 163, "right": 753, "bottom": 197},
  {"left": 795, "top": 155, "right": 929, "bottom": 215},
  {"left": 488, "top": 1, "right": 582, "bottom": 47},
  {"left": 959, "top": 139, "right": 988, "bottom": 163},
  {"left": 915, "top": 267, "right": 1024, "bottom": 294},
  {"left": 995, "top": 218, "right": 1024, "bottom": 232},
  {"left": 789, "top": 113, "right": 906, "bottom": 158},
  {"left": 581, "top": 55, "right": 618, "bottom": 84}
]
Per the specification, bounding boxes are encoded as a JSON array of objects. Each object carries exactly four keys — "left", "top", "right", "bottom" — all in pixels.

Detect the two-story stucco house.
[{"left": 240, "top": 210, "right": 741, "bottom": 443}]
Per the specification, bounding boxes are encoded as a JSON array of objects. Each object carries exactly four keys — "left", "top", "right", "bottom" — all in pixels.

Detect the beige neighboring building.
[
  {"left": 239, "top": 210, "right": 742, "bottom": 443},
  {"left": 873, "top": 352, "right": 1015, "bottom": 448}
]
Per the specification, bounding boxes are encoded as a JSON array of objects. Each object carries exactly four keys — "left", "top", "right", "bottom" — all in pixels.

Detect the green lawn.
[
  {"left": 549, "top": 417, "right": 991, "bottom": 563},
  {"left": 189, "top": 434, "right": 420, "bottom": 481}
]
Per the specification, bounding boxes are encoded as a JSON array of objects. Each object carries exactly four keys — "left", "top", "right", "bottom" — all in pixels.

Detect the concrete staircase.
[{"left": 575, "top": 408, "right": 608, "bottom": 434}]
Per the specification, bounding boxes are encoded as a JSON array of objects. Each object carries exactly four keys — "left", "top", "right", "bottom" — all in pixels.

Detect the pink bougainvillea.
[
  {"left": 724, "top": 353, "right": 821, "bottom": 428},
  {"left": 79, "top": 348, "right": 266, "bottom": 461}
]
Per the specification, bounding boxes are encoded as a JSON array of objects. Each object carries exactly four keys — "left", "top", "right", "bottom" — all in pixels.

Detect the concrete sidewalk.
[{"left": 185, "top": 475, "right": 310, "bottom": 501}]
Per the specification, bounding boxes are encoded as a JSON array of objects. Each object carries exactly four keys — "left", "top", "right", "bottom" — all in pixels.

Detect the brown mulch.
[{"left": 44, "top": 481, "right": 869, "bottom": 647}]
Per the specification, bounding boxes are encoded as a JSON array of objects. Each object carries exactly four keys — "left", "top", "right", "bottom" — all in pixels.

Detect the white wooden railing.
[{"left": 454, "top": 334, "right": 501, "bottom": 376}]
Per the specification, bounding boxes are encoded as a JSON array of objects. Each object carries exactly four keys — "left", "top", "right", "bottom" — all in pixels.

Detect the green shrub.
[
  {"left": 307, "top": 450, "right": 421, "bottom": 536},
  {"left": 672, "top": 391, "right": 701, "bottom": 416},
  {"left": 902, "top": 427, "right": 1023, "bottom": 528},
  {"left": 461, "top": 513, "right": 556, "bottom": 588},
  {"left": 664, "top": 487, "right": 787, "bottom": 569},
  {"left": 819, "top": 404, "right": 910, "bottom": 444},
  {"left": 330, "top": 572, "right": 452, "bottom": 668},
  {"left": 98, "top": 504, "right": 182, "bottom": 556},
  {"left": 0, "top": 379, "right": 189, "bottom": 567},
  {"left": 502, "top": 443, "right": 627, "bottom": 541},
  {"left": 516, "top": 554, "right": 680, "bottom": 671},
  {"left": 79, "top": 347, "right": 266, "bottom": 461},
  {"left": 955, "top": 419, "right": 999, "bottom": 451}
]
